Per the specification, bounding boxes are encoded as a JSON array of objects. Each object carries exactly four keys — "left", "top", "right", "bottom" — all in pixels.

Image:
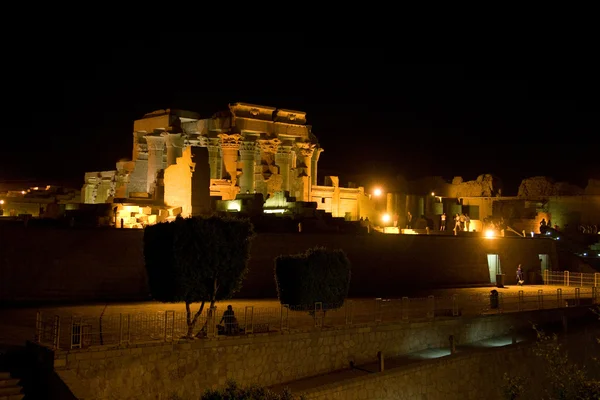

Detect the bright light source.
[
  {"left": 381, "top": 213, "right": 391, "bottom": 223},
  {"left": 226, "top": 201, "right": 241, "bottom": 212},
  {"left": 583, "top": 253, "right": 587, "bottom": 256},
  {"left": 530, "top": 232, "right": 534, "bottom": 237},
  {"left": 0, "top": 200, "right": 4, "bottom": 205},
  {"left": 21, "top": 191, "right": 25, "bottom": 195},
  {"left": 484, "top": 230, "right": 495, "bottom": 238},
  {"left": 263, "top": 209, "right": 285, "bottom": 214},
  {"left": 431, "top": 192, "right": 435, "bottom": 196},
  {"left": 373, "top": 188, "right": 382, "bottom": 197}
]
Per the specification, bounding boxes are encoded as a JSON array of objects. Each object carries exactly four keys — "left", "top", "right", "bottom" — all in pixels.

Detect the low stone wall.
[
  {"left": 304, "top": 324, "right": 600, "bottom": 400},
  {"left": 50, "top": 308, "right": 586, "bottom": 399},
  {"left": 304, "top": 345, "right": 537, "bottom": 400}
]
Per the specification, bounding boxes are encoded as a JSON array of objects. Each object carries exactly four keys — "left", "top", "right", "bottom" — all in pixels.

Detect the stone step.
[
  {"left": 0, "top": 374, "right": 9, "bottom": 381},
  {"left": 0, "top": 386, "right": 21, "bottom": 396},
  {"left": 0, "top": 380, "right": 19, "bottom": 388}
]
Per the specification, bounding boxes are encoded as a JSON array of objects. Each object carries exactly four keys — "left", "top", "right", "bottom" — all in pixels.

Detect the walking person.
[{"left": 516, "top": 264, "right": 524, "bottom": 286}]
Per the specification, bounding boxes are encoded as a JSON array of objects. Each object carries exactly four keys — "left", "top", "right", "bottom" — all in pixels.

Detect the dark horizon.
[{"left": 2, "top": 34, "right": 598, "bottom": 194}]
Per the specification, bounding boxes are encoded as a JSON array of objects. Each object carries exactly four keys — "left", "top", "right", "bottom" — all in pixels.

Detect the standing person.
[
  {"left": 406, "top": 212, "right": 413, "bottom": 229},
  {"left": 465, "top": 214, "right": 471, "bottom": 232},
  {"left": 454, "top": 214, "right": 461, "bottom": 231},
  {"left": 516, "top": 265, "right": 524, "bottom": 286},
  {"left": 440, "top": 213, "right": 446, "bottom": 231}
]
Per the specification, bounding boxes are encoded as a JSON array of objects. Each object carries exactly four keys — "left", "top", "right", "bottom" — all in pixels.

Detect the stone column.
[
  {"left": 275, "top": 143, "right": 294, "bottom": 192},
  {"left": 145, "top": 133, "right": 166, "bottom": 194},
  {"left": 239, "top": 140, "right": 257, "bottom": 194},
  {"left": 295, "top": 142, "right": 316, "bottom": 201},
  {"left": 218, "top": 133, "right": 242, "bottom": 186},
  {"left": 207, "top": 138, "right": 222, "bottom": 180},
  {"left": 311, "top": 147, "right": 324, "bottom": 186},
  {"left": 163, "top": 133, "right": 185, "bottom": 167}
]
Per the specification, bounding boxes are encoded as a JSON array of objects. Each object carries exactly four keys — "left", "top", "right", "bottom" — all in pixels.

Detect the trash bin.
[
  {"left": 490, "top": 290, "right": 499, "bottom": 309},
  {"left": 496, "top": 274, "right": 505, "bottom": 288}
]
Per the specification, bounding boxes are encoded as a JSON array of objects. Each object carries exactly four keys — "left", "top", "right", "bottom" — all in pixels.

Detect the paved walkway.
[{"left": 0, "top": 285, "right": 575, "bottom": 347}]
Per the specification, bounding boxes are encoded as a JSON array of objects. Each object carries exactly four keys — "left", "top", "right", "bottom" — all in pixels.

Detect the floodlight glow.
[
  {"left": 381, "top": 213, "right": 391, "bottom": 223},
  {"left": 373, "top": 188, "right": 382, "bottom": 197},
  {"left": 263, "top": 209, "right": 285, "bottom": 214},
  {"left": 226, "top": 201, "right": 241, "bottom": 212},
  {"left": 431, "top": 192, "right": 435, "bottom": 196},
  {"left": 0, "top": 200, "right": 4, "bottom": 205},
  {"left": 484, "top": 230, "right": 495, "bottom": 238}
]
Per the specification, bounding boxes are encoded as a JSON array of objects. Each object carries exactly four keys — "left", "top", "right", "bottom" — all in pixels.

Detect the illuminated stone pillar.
[
  {"left": 275, "top": 143, "right": 294, "bottom": 192},
  {"left": 163, "top": 133, "right": 184, "bottom": 167},
  {"left": 218, "top": 133, "right": 242, "bottom": 186},
  {"left": 239, "top": 140, "right": 257, "bottom": 193},
  {"left": 207, "top": 138, "right": 222, "bottom": 179},
  {"left": 311, "top": 147, "right": 324, "bottom": 186},
  {"left": 295, "top": 142, "right": 316, "bottom": 201},
  {"left": 145, "top": 133, "right": 166, "bottom": 194}
]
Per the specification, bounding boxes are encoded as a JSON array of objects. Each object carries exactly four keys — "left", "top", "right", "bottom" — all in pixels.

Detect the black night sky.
[{"left": 2, "top": 33, "right": 598, "bottom": 194}]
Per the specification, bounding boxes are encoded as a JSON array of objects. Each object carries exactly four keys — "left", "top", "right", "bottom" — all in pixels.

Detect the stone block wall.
[
  {"left": 547, "top": 195, "right": 600, "bottom": 228},
  {"left": 51, "top": 308, "right": 591, "bottom": 399},
  {"left": 54, "top": 311, "right": 562, "bottom": 399},
  {"left": 305, "top": 324, "right": 600, "bottom": 400},
  {"left": 0, "top": 224, "right": 558, "bottom": 303}
]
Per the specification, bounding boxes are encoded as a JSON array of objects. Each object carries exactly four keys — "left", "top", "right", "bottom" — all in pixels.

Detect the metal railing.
[
  {"left": 35, "top": 287, "right": 598, "bottom": 350},
  {"left": 543, "top": 270, "right": 600, "bottom": 287}
]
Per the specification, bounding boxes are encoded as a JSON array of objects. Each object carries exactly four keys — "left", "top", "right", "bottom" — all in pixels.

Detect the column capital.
[
  {"left": 295, "top": 141, "right": 316, "bottom": 158},
  {"left": 240, "top": 140, "right": 257, "bottom": 154},
  {"left": 162, "top": 132, "right": 183, "bottom": 145},
  {"left": 207, "top": 137, "right": 221, "bottom": 151},
  {"left": 218, "top": 133, "right": 242, "bottom": 149},
  {"left": 258, "top": 138, "right": 281, "bottom": 153},
  {"left": 276, "top": 144, "right": 294, "bottom": 156},
  {"left": 144, "top": 133, "right": 166, "bottom": 151},
  {"left": 312, "top": 147, "right": 324, "bottom": 160}
]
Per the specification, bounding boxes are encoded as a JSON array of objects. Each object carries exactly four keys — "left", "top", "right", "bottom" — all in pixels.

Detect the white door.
[{"left": 487, "top": 254, "right": 501, "bottom": 283}]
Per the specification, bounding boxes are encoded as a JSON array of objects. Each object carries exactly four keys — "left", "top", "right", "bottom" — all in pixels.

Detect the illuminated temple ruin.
[{"left": 81, "top": 103, "right": 375, "bottom": 227}]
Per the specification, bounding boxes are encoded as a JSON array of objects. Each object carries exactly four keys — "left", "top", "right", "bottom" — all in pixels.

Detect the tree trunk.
[
  {"left": 200, "top": 278, "right": 220, "bottom": 333},
  {"left": 185, "top": 301, "right": 205, "bottom": 338}
]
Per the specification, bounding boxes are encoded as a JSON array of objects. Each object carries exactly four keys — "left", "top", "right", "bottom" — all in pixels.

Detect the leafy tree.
[
  {"left": 502, "top": 312, "right": 600, "bottom": 400},
  {"left": 144, "top": 215, "right": 254, "bottom": 338},
  {"left": 200, "top": 380, "right": 304, "bottom": 400},
  {"left": 274, "top": 246, "right": 351, "bottom": 308}
]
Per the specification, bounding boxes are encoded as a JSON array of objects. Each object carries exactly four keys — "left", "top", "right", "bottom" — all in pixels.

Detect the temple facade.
[{"left": 82, "top": 103, "right": 373, "bottom": 224}]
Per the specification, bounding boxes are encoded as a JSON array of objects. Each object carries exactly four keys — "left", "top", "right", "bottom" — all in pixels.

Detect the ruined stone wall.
[
  {"left": 518, "top": 176, "right": 584, "bottom": 198},
  {"left": 164, "top": 148, "right": 194, "bottom": 217},
  {"left": 547, "top": 195, "right": 600, "bottom": 228},
  {"left": 0, "top": 224, "right": 558, "bottom": 303},
  {"left": 52, "top": 308, "right": 583, "bottom": 399},
  {"left": 448, "top": 174, "right": 499, "bottom": 198}
]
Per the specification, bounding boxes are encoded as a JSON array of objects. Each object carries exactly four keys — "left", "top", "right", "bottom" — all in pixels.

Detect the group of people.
[{"left": 438, "top": 213, "right": 471, "bottom": 232}]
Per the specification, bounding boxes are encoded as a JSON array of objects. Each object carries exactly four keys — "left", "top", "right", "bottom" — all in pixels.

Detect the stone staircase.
[{"left": 0, "top": 372, "right": 23, "bottom": 400}]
